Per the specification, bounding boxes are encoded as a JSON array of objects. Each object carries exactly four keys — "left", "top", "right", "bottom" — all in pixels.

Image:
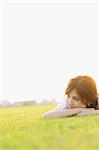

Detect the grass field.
[{"left": 0, "top": 104, "right": 99, "bottom": 150}]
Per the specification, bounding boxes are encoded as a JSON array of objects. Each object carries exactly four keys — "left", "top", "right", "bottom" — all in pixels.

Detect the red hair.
[{"left": 65, "top": 75, "right": 98, "bottom": 109}]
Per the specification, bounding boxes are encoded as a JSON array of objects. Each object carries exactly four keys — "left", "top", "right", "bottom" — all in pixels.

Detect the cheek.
[
  {"left": 74, "top": 101, "right": 80, "bottom": 106},
  {"left": 67, "top": 100, "right": 77, "bottom": 107},
  {"left": 74, "top": 101, "right": 83, "bottom": 107},
  {"left": 78, "top": 101, "right": 87, "bottom": 107}
]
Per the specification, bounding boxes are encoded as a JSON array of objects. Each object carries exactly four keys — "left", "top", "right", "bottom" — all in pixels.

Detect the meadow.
[{"left": 0, "top": 104, "right": 99, "bottom": 150}]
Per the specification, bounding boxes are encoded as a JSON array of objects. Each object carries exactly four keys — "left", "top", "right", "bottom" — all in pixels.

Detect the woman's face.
[{"left": 67, "top": 89, "right": 87, "bottom": 109}]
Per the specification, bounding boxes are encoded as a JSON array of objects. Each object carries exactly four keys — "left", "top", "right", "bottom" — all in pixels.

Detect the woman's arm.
[
  {"left": 42, "top": 108, "right": 82, "bottom": 119},
  {"left": 41, "top": 107, "right": 98, "bottom": 119}
]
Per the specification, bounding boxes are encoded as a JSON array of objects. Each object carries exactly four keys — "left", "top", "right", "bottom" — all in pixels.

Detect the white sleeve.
[
  {"left": 42, "top": 108, "right": 82, "bottom": 119},
  {"left": 55, "top": 98, "right": 67, "bottom": 110},
  {"left": 41, "top": 98, "right": 68, "bottom": 119},
  {"left": 42, "top": 109, "right": 68, "bottom": 119}
]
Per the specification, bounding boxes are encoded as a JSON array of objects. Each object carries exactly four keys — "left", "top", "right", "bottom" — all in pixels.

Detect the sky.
[{"left": 0, "top": 1, "right": 99, "bottom": 102}]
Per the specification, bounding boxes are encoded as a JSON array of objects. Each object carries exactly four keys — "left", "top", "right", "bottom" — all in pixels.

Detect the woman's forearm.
[{"left": 42, "top": 108, "right": 82, "bottom": 119}]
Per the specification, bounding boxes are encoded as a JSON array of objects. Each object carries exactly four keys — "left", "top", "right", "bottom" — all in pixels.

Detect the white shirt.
[
  {"left": 55, "top": 97, "right": 68, "bottom": 110},
  {"left": 42, "top": 97, "right": 99, "bottom": 118}
]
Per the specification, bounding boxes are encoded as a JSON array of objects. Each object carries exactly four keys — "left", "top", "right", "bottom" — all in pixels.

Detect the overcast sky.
[{"left": 0, "top": 1, "right": 98, "bottom": 102}]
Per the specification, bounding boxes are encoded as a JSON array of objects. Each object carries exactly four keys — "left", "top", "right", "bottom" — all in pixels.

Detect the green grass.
[{"left": 0, "top": 104, "right": 99, "bottom": 150}]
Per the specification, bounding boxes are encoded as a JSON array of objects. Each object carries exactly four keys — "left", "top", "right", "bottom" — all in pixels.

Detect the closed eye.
[
  {"left": 67, "top": 94, "right": 70, "bottom": 98},
  {"left": 75, "top": 99, "right": 80, "bottom": 101},
  {"left": 72, "top": 96, "right": 80, "bottom": 101},
  {"left": 72, "top": 96, "right": 77, "bottom": 100}
]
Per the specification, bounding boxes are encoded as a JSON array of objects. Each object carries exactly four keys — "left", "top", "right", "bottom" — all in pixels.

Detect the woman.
[{"left": 42, "top": 75, "right": 99, "bottom": 118}]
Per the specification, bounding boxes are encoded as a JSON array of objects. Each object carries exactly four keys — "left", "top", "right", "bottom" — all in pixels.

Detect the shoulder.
[{"left": 55, "top": 97, "right": 67, "bottom": 110}]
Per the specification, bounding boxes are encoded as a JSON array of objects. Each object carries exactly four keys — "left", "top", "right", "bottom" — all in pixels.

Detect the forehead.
[{"left": 69, "top": 89, "right": 80, "bottom": 97}]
